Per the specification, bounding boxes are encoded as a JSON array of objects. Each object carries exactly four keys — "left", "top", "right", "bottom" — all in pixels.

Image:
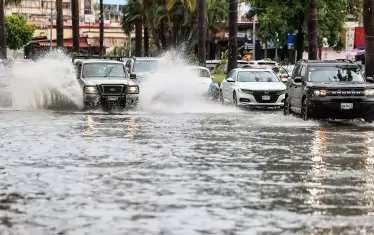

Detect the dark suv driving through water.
[{"left": 283, "top": 59, "right": 374, "bottom": 122}]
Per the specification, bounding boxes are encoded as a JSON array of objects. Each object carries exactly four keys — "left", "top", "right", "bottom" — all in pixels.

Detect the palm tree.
[
  {"left": 122, "top": 0, "right": 142, "bottom": 56},
  {"left": 308, "top": 0, "right": 318, "bottom": 59}
]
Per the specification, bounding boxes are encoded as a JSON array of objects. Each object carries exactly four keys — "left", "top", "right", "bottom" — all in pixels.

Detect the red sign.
[{"left": 355, "top": 27, "right": 364, "bottom": 48}]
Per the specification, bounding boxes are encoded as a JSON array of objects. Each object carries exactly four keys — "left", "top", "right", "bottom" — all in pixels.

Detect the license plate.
[
  {"left": 262, "top": 95, "right": 271, "bottom": 100},
  {"left": 341, "top": 103, "right": 353, "bottom": 109},
  {"left": 108, "top": 97, "right": 118, "bottom": 101}
]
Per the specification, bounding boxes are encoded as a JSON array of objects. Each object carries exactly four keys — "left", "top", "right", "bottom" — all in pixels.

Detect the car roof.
[
  {"left": 186, "top": 65, "right": 209, "bottom": 70},
  {"left": 79, "top": 59, "right": 125, "bottom": 64},
  {"left": 234, "top": 68, "right": 273, "bottom": 72},
  {"left": 132, "top": 57, "right": 166, "bottom": 61}
]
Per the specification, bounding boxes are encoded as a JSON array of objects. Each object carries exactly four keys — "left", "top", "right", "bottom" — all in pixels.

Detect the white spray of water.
[
  {"left": 138, "top": 50, "right": 238, "bottom": 114},
  {"left": 9, "top": 50, "right": 83, "bottom": 110}
]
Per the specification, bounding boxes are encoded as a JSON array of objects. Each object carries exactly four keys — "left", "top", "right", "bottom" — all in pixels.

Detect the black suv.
[
  {"left": 283, "top": 59, "right": 374, "bottom": 122},
  {"left": 124, "top": 57, "right": 166, "bottom": 80}
]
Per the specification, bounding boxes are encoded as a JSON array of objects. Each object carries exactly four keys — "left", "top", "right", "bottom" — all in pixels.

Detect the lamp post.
[{"left": 50, "top": 4, "right": 53, "bottom": 51}]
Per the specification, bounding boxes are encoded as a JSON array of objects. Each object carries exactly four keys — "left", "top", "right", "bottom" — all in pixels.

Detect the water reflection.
[
  {"left": 306, "top": 127, "right": 374, "bottom": 217},
  {"left": 84, "top": 115, "right": 96, "bottom": 137},
  {"left": 83, "top": 114, "right": 140, "bottom": 139}
]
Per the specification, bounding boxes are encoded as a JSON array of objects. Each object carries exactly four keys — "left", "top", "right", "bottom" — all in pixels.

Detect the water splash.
[
  {"left": 138, "top": 49, "right": 238, "bottom": 114},
  {"left": 9, "top": 50, "right": 83, "bottom": 110}
]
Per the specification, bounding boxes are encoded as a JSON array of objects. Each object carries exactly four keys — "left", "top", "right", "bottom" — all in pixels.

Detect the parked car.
[
  {"left": 73, "top": 56, "right": 139, "bottom": 110},
  {"left": 284, "top": 59, "right": 374, "bottom": 122},
  {"left": 186, "top": 66, "right": 216, "bottom": 97},
  {"left": 219, "top": 68, "right": 286, "bottom": 108}
]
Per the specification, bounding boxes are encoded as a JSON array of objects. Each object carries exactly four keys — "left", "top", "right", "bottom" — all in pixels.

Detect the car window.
[
  {"left": 226, "top": 70, "right": 235, "bottom": 79},
  {"left": 82, "top": 63, "right": 126, "bottom": 79},
  {"left": 237, "top": 71, "right": 280, "bottom": 82},
  {"left": 308, "top": 66, "right": 365, "bottom": 83},
  {"left": 300, "top": 65, "right": 307, "bottom": 79}
]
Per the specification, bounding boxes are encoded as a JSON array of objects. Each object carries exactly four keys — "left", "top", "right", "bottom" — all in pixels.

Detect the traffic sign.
[{"left": 288, "top": 34, "right": 295, "bottom": 48}]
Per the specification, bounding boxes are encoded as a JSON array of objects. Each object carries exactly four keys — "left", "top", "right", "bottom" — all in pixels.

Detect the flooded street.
[{"left": 1, "top": 108, "right": 374, "bottom": 234}]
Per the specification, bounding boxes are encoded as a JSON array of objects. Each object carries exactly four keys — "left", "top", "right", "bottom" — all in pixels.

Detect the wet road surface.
[{"left": 1, "top": 108, "right": 374, "bottom": 234}]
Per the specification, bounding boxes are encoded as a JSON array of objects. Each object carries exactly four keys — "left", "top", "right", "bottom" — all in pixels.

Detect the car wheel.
[
  {"left": 283, "top": 96, "right": 291, "bottom": 115},
  {"left": 365, "top": 118, "right": 373, "bottom": 123},
  {"left": 301, "top": 98, "right": 310, "bottom": 121},
  {"left": 233, "top": 92, "right": 238, "bottom": 106}
]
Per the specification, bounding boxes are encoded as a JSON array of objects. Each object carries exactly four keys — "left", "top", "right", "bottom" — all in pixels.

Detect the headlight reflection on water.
[
  {"left": 84, "top": 115, "right": 97, "bottom": 137},
  {"left": 126, "top": 116, "right": 140, "bottom": 139},
  {"left": 305, "top": 128, "right": 328, "bottom": 214}
]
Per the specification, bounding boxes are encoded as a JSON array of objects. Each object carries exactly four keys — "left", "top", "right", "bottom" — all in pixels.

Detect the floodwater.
[
  {"left": 1, "top": 109, "right": 374, "bottom": 235},
  {"left": 1, "top": 53, "right": 374, "bottom": 234}
]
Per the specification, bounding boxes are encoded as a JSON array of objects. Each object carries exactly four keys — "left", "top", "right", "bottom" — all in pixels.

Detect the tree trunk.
[
  {"left": 159, "top": 20, "right": 167, "bottom": 50},
  {"left": 56, "top": 0, "right": 64, "bottom": 48},
  {"left": 143, "top": 24, "right": 149, "bottom": 56},
  {"left": 99, "top": 0, "right": 104, "bottom": 55},
  {"left": 71, "top": 0, "right": 80, "bottom": 53},
  {"left": 198, "top": 0, "right": 206, "bottom": 66},
  {"left": 143, "top": 0, "right": 150, "bottom": 56},
  {"left": 295, "top": 12, "right": 304, "bottom": 61},
  {"left": 0, "top": 0, "right": 6, "bottom": 59},
  {"left": 228, "top": 0, "right": 238, "bottom": 72},
  {"left": 364, "top": 0, "right": 374, "bottom": 77},
  {"left": 308, "top": 0, "right": 318, "bottom": 60},
  {"left": 135, "top": 20, "right": 142, "bottom": 57}
]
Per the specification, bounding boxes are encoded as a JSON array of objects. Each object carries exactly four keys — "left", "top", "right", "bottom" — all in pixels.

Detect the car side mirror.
[
  {"left": 130, "top": 73, "right": 136, "bottom": 79},
  {"left": 294, "top": 76, "right": 302, "bottom": 83},
  {"left": 366, "top": 76, "right": 373, "bottom": 83},
  {"left": 226, "top": 78, "right": 235, "bottom": 82}
]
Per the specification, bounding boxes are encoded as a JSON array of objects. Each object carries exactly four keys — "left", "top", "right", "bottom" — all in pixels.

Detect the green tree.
[
  {"left": 247, "top": 0, "right": 350, "bottom": 60},
  {"left": 5, "top": 15, "right": 35, "bottom": 50}
]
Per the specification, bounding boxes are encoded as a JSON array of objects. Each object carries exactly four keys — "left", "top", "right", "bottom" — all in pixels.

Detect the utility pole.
[
  {"left": 307, "top": 0, "right": 318, "bottom": 60},
  {"left": 227, "top": 0, "right": 238, "bottom": 73},
  {"left": 197, "top": 0, "right": 206, "bottom": 66},
  {"left": 71, "top": 0, "right": 80, "bottom": 53},
  {"left": 99, "top": 0, "right": 104, "bottom": 56},
  {"left": 364, "top": 0, "right": 374, "bottom": 77},
  {"left": 0, "top": 0, "right": 7, "bottom": 59},
  {"left": 252, "top": 15, "right": 256, "bottom": 60},
  {"left": 56, "top": 0, "right": 64, "bottom": 48}
]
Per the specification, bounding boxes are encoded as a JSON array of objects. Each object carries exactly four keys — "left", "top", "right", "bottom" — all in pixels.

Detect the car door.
[
  {"left": 293, "top": 65, "right": 307, "bottom": 110},
  {"left": 289, "top": 64, "right": 302, "bottom": 107},
  {"left": 221, "top": 70, "right": 235, "bottom": 100}
]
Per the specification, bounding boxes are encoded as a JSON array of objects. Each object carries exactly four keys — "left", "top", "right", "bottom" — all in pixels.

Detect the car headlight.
[
  {"left": 365, "top": 89, "right": 374, "bottom": 96},
  {"left": 238, "top": 88, "right": 252, "bottom": 94},
  {"left": 127, "top": 85, "right": 139, "bottom": 94},
  {"left": 84, "top": 86, "right": 98, "bottom": 94},
  {"left": 313, "top": 89, "right": 327, "bottom": 96}
]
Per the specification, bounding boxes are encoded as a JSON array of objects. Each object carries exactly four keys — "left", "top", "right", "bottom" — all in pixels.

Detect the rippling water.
[{"left": 1, "top": 108, "right": 374, "bottom": 235}]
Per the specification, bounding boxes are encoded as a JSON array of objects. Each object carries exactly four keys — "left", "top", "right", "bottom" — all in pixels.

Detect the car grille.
[
  {"left": 99, "top": 85, "right": 126, "bottom": 94},
  {"left": 252, "top": 90, "right": 280, "bottom": 103},
  {"left": 326, "top": 88, "right": 365, "bottom": 96}
]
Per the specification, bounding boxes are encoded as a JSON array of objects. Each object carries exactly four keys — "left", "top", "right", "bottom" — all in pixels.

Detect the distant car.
[
  {"left": 273, "top": 65, "right": 295, "bottom": 83},
  {"left": 0, "top": 62, "right": 11, "bottom": 107},
  {"left": 73, "top": 56, "right": 139, "bottom": 110},
  {"left": 186, "top": 66, "right": 219, "bottom": 99},
  {"left": 219, "top": 68, "right": 286, "bottom": 108},
  {"left": 124, "top": 57, "right": 167, "bottom": 81}
]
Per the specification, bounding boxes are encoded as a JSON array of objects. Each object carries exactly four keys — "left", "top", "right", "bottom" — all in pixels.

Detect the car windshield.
[
  {"left": 309, "top": 66, "right": 365, "bottom": 83},
  {"left": 82, "top": 63, "right": 126, "bottom": 79},
  {"left": 133, "top": 60, "right": 163, "bottom": 73},
  {"left": 237, "top": 71, "right": 280, "bottom": 82}
]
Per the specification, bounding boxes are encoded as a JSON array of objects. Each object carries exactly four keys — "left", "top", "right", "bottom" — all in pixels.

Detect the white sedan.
[
  {"left": 186, "top": 66, "right": 215, "bottom": 96},
  {"left": 220, "top": 68, "right": 286, "bottom": 108}
]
